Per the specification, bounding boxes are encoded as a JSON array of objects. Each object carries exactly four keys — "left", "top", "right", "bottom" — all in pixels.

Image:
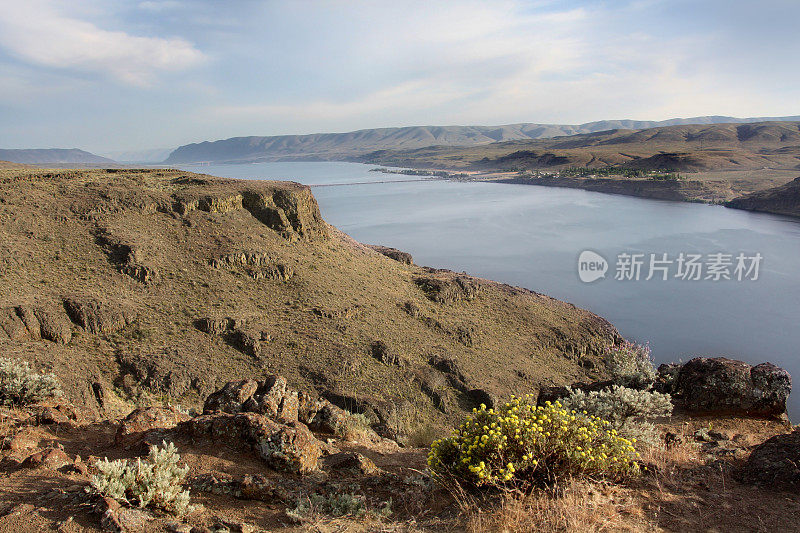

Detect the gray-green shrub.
[
  {"left": 561, "top": 385, "right": 672, "bottom": 447},
  {"left": 90, "top": 441, "right": 192, "bottom": 517},
  {"left": 605, "top": 341, "right": 656, "bottom": 388},
  {"left": 0, "top": 357, "right": 61, "bottom": 406}
]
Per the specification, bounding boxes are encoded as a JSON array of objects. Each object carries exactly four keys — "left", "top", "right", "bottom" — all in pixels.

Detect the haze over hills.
[
  {"left": 164, "top": 115, "right": 800, "bottom": 164},
  {"left": 0, "top": 148, "right": 117, "bottom": 166}
]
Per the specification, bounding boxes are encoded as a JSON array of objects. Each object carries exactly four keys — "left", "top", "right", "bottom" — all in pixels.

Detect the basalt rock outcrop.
[
  {"left": 670, "top": 357, "right": 791, "bottom": 418},
  {"left": 740, "top": 428, "right": 800, "bottom": 488},
  {"left": 727, "top": 176, "right": 800, "bottom": 218},
  {"left": 367, "top": 245, "right": 413, "bottom": 265}
]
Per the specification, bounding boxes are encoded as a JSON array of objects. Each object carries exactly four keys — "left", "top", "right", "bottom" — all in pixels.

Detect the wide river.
[{"left": 178, "top": 162, "right": 800, "bottom": 415}]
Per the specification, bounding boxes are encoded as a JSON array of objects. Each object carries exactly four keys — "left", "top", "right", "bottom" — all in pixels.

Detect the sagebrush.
[
  {"left": 605, "top": 341, "right": 656, "bottom": 388},
  {"left": 0, "top": 357, "right": 61, "bottom": 406},
  {"left": 428, "top": 395, "right": 640, "bottom": 488},
  {"left": 561, "top": 385, "right": 672, "bottom": 448},
  {"left": 90, "top": 441, "right": 192, "bottom": 516}
]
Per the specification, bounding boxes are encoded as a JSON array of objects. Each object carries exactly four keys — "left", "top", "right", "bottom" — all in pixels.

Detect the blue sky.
[{"left": 0, "top": 0, "right": 798, "bottom": 153}]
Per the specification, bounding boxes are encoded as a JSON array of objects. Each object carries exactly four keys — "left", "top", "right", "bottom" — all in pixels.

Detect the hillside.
[
  {"left": 361, "top": 121, "right": 800, "bottom": 172},
  {"left": 0, "top": 168, "right": 616, "bottom": 431},
  {"left": 0, "top": 148, "right": 118, "bottom": 166},
  {"left": 164, "top": 115, "right": 800, "bottom": 164},
  {"left": 0, "top": 160, "right": 36, "bottom": 169},
  {"left": 727, "top": 177, "right": 800, "bottom": 217}
]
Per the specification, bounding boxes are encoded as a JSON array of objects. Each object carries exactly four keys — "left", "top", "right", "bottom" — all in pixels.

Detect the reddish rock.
[
  {"left": 203, "top": 380, "right": 259, "bottom": 414},
  {"left": 116, "top": 406, "right": 191, "bottom": 447},
  {"left": 22, "top": 447, "right": 72, "bottom": 470},
  {"left": 179, "top": 412, "right": 321, "bottom": 474}
]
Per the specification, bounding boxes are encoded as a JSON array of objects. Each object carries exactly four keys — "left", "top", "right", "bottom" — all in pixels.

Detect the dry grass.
[{"left": 465, "top": 479, "right": 655, "bottom": 533}]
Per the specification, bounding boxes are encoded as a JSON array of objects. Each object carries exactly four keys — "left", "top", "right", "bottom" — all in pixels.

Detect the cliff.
[{"left": 727, "top": 177, "right": 800, "bottom": 217}]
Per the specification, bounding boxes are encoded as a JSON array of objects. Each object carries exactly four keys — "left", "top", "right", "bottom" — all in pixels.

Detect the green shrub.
[
  {"left": 90, "top": 441, "right": 192, "bottom": 517},
  {"left": 427, "top": 395, "right": 640, "bottom": 488},
  {"left": 0, "top": 357, "right": 61, "bottom": 406},
  {"left": 605, "top": 341, "right": 656, "bottom": 388},
  {"left": 560, "top": 385, "right": 672, "bottom": 448}
]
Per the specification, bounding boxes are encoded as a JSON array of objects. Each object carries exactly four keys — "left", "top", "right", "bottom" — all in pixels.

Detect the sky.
[{"left": 0, "top": 0, "right": 798, "bottom": 154}]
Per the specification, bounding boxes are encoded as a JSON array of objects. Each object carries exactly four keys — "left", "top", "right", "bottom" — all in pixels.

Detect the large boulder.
[
  {"left": 672, "top": 357, "right": 791, "bottom": 418},
  {"left": 740, "top": 429, "right": 800, "bottom": 488},
  {"left": 178, "top": 412, "right": 321, "bottom": 474}
]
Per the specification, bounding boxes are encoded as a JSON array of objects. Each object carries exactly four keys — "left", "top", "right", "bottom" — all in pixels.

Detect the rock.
[
  {"left": 97, "top": 496, "right": 153, "bottom": 533},
  {"left": 367, "top": 245, "right": 413, "bottom": 265},
  {"left": 22, "top": 447, "right": 72, "bottom": 470},
  {"left": 323, "top": 451, "right": 379, "bottom": 476},
  {"left": 116, "top": 406, "right": 191, "bottom": 447},
  {"left": 306, "top": 401, "right": 350, "bottom": 435},
  {"left": 204, "top": 380, "right": 259, "bottom": 414},
  {"left": 741, "top": 429, "right": 800, "bottom": 488},
  {"left": 14, "top": 306, "right": 41, "bottom": 339},
  {"left": 204, "top": 377, "right": 298, "bottom": 422},
  {"left": 33, "top": 305, "right": 72, "bottom": 344},
  {"left": 196, "top": 317, "right": 235, "bottom": 335},
  {"left": 179, "top": 412, "right": 321, "bottom": 474},
  {"left": 298, "top": 392, "right": 327, "bottom": 425},
  {"left": 0, "top": 308, "right": 29, "bottom": 340},
  {"left": 63, "top": 297, "right": 131, "bottom": 335},
  {"left": 672, "top": 357, "right": 791, "bottom": 417},
  {"left": 230, "top": 328, "right": 262, "bottom": 358},
  {"left": 371, "top": 340, "right": 405, "bottom": 367},
  {"left": 242, "top": 376, "right": 299, "bottom": 423},
  {"left": 414, "top": 275, "right": 479, "bottom": 304}
]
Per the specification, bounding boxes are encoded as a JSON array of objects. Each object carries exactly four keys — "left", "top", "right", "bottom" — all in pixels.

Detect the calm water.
[{"left": 179, "top": 162, "right": 800, "bottom": 415}]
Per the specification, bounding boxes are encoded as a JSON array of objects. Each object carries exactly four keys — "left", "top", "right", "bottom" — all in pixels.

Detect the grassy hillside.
[
  {"left": 360, "top": 121, "right": 800, "bottom": 173},
  {"left": 0, "top": 168, "right": 617, "bottom": 431}
]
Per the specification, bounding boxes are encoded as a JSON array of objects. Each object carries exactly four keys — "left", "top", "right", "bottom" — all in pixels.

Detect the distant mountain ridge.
[
  {"left": 164, "top": 115, "right": 800, "bottom": 164},
  {"left": 0, "top": 148, "right": 117, "bottom": 165}
]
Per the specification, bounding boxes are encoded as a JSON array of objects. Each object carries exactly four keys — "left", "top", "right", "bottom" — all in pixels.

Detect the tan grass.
[{"left": 466, "top": 479, "right": 655, "bottom": 533}]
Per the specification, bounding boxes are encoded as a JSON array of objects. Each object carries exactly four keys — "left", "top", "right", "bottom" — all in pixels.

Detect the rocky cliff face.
[
  {"left": 727, "top": 177, "right": 800, "bottom": 218},
  {"left": 0, "top": 168, "right": 618, "bottom": 429}
]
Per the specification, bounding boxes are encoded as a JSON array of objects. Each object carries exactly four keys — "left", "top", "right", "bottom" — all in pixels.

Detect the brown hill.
[
  {"left": 727, "top": 177, "right": 800, "bottom": 217},
  {"left": 0, "top": 168, "right": 616, "bottom": 432},
  {"left": 359, "top": 121, "right": 800, "bottom": 174},
  {"left": 164, "top": 116, "right": 800, "bottom": 164},
  {"left": 0, "top": 160, "right": 35, "bottom": 169}
]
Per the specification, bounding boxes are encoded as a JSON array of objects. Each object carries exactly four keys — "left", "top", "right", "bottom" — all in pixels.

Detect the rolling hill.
[
  {"left": 164, "top": 115, "right": 800, "bottom": 164},
  {"left": 0, "top": 148, "right": 117, "bottom": 166},
  {"left": 360, "top": 121, "right": 800, "bottom": 173}
]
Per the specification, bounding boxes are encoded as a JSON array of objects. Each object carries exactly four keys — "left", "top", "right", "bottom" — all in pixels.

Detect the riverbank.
[{"left": 492, "top": 175, "right": 733, "bottom": 203}]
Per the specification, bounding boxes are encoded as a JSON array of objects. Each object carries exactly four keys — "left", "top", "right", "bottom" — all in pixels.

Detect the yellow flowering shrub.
[{"left": 427, "top": 395, "right": 640, "bottom": 487}]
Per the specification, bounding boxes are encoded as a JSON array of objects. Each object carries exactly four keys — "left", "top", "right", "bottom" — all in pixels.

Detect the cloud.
[{"left": 0, "top": 0, "right": 205, "bottom": 86}]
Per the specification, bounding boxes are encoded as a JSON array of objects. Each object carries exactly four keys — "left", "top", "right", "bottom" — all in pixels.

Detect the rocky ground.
[{"left": 1, "top": 355, "right": 800, "bottom": 532}]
